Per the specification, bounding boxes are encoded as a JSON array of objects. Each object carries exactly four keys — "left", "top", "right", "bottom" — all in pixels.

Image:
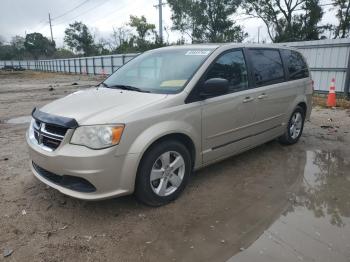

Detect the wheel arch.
[
  {"left": 297, "top": 101, "right": 307, "bottom": 116},
  {"left": 137, "top": 133, "right": 196, "bottom": 173}
]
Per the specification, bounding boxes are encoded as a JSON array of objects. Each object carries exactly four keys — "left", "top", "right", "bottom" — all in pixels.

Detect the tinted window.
[
  {"left": 281, "top": 49, "right": 309, "bottom": 80},
  {"left": 205, "top": 50, "right": 248, "bottom": 93},
  {"left": 249, "top": 49, "right": 285, "bottom": 86}
]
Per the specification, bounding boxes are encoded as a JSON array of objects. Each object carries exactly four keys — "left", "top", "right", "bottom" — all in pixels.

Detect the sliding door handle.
[
  {"left": 258, "top": 94, "right": 268, "bottom": 99},
  {"left": 243, "top": 97, "right": 254, "bottom": 103}
]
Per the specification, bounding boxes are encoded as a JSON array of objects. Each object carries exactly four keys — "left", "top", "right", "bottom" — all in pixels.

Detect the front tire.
[
  {"left": 279, "top": 106, "right": 305, "bottom": 145},
  {"left": 135, "top": 140, "right": 192, "bottom": 206}
]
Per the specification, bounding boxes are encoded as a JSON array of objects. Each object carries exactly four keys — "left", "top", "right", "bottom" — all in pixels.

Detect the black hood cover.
[{"left": 32, "top": 108, "right": 79, "bottom": 129}]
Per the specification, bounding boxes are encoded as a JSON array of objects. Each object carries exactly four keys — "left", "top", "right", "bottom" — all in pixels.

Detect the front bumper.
[{"left": 26, "top": 131, "right": 139, "bottom": 200}]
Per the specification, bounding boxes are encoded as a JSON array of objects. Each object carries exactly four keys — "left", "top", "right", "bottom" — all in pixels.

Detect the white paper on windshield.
[{"left": 185, "top": 50, "right": 211, "bottom": 56}]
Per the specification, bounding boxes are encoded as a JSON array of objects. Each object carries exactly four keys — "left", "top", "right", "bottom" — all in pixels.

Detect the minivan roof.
[{"left": 160, "top": 43, "right": 298, "bottom": 51}]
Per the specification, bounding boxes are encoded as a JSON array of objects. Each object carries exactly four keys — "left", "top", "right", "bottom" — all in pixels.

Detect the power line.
[
  {"left": 86, "top": 3, "right": 131, "bottom": 25},
  {"left": 52, "top": 0, "right": 90, "bottom": 20},
  {"left": 52, "top": 0, "right": 112, "bottom": 26}
]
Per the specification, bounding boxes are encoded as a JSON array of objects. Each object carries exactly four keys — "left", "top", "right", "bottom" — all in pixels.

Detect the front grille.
[
  {"left": 32, "top": 162, "right": 96, "bottom": 193},
  {"left": 33, "top": 120, "right": 68, "bottom": 150}
]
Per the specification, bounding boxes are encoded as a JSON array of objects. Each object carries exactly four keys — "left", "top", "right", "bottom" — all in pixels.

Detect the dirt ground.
[{"left": 0, "top": 71, "right": 350, "bottom": 262}]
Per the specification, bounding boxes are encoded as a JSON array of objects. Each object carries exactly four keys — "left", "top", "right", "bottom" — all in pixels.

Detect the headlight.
[{"left": 70, "top": 125, "right": 124, "bottom": 149}]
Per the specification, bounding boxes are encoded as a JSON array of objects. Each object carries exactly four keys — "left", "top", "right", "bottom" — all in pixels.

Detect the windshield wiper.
[
  {"left": 96, "top": 82, "right": 109, "bottom": 88},
  {"left": 100, "top": 82, "right": 109, "bottom": 87},
  {"left": 107, "top": 84, "right": 150, "bottom": 93}
]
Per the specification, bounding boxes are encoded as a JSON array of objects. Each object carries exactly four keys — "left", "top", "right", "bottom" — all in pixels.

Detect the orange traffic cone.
[{"left": 327, "top": 78, "right": 336, "bottom": 107}]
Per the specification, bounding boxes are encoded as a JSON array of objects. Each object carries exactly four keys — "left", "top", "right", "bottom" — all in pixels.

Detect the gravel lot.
[{"left": 1, "top": 71, "right": 350, "bottom": 262}]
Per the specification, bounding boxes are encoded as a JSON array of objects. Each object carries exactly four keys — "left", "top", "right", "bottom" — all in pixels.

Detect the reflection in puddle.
[
  {"left": 4, "top": 115, "right": 31, "bottom": 124},
  {"left": 297, "top": 150, "right": 350, "bottom": 227},
  {"left": 229, "top": 150, "right": 350, "bottom": 262}
]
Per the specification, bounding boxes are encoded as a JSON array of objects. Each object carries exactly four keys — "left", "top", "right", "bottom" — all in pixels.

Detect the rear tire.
[
  {"left": 135, "top": 140, "right": 192, "bottom": 206},
  {"left": 279, "top": 106, "right": 305, "bottom": 145}
]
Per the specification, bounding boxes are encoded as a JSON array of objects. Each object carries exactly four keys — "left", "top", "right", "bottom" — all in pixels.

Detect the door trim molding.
[
  {"left": 204, "top": 123, "right": 282, "bottom": 153},
  {"left": 207, "top": 113, "right": 284, "bottom": 139}
]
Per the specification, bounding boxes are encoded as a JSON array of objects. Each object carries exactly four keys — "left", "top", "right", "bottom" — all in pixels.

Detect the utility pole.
[
  {"left": 48, "top": 13, "right": 54, "bottom": 42},
  {"left": 154, "top": 0, "right": 165, "bottom": 43}
]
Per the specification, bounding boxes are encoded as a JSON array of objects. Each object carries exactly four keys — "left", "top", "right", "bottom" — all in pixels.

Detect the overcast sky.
[{"left": 0, "top": 0, "right": 338, "bottom": 47}]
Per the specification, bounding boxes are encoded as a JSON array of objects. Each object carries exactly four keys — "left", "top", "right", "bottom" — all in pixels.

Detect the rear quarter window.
[
  {"left": 248, "top": 49, "right": 285, "bottom": 87},
  {"left": 281, "top": 49, "right": 309, "bottom": 80}
]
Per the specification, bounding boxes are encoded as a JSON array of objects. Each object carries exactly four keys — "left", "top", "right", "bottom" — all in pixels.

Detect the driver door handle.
[{"left": 243, "top": 97, "right": 255, "bottom": 103}]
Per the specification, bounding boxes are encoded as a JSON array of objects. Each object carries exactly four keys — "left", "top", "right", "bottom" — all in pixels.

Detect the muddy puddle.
[{"left": 228, "top": 150, "right": 350, "bottom": 262}]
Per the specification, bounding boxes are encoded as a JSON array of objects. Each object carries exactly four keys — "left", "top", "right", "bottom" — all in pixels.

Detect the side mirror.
[{"left": 200, "top": 78, "right": 229, "bottom": 98}]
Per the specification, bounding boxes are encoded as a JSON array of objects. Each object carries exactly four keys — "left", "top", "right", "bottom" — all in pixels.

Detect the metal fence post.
[
  {"left": 344, "top": 51, "right": 350, "bottom": 99},
  {"left": 79, "top": 59, "right": 82, "bottom": 74},
  {"left": 86, "top": 58, "right": 89, "bottom": 75},
  {"left": 73, "top": 59, "right": 77, "bottom": 74},
  {"left": 92, "top": 57, "right": 96, "bottom": 75},
  {"left": 111, "top": 56, "right": 114, "bottom": 73},
  {"left": 101, "top": 56, "right": 104, "bottom": 74}
]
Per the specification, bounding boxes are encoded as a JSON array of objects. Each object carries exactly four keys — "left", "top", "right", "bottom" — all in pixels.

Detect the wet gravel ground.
[{"left": 0, "top": 71, "right": 350, "bottom": 262}]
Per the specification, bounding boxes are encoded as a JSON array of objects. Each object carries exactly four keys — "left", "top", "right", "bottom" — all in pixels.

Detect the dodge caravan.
[{"left": 26, "top": 44, "right": 312, "bottom": 206}]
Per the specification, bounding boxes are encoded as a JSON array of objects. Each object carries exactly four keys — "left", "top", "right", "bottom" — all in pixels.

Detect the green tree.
[
  {"left": 0, "top": 45, "right": 14, "bottom": 60},
  {"left": 129, "top": 15, "right": 156, "bottom": 41},
  {"left": 64, "top": 21, "right": 96, "bottom": 56},
  {"left": 53, "top": 48, "right": 75, "bottom": 58},
  {"left": 128, "top": 15, "right": 163, "bottom": 51},
  {"left": 168, "top": 0, "right": 247, "bottom": 43},
  {"left": 332, "top": 0, "right": 350, "bottom": 38},
  {"left": 10, "top": 35, "right": 26, "bottom": 59},
  {"left": 242, "top": 0, "right": 325, "bottom": 42},
  {"left": 24, "top": 32, "right": 56, "bottom": 59},
  {"left": 297, "top": 0, "right": 325, "bottom": 40}
]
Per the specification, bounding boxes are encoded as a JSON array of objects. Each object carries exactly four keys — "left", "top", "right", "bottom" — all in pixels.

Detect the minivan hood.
[{"left": 40, "top": 87, "right": 167, "bottom": 125}]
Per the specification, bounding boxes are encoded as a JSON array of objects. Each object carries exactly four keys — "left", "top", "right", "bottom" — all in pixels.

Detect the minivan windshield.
[{"left": 103, "top": 48, "right": 216, "bottom": 94}]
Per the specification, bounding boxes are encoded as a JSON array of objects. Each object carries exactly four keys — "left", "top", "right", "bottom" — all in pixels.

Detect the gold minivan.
[{"left": 26, "top": 44, "right": 312, "bottom": 206}]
